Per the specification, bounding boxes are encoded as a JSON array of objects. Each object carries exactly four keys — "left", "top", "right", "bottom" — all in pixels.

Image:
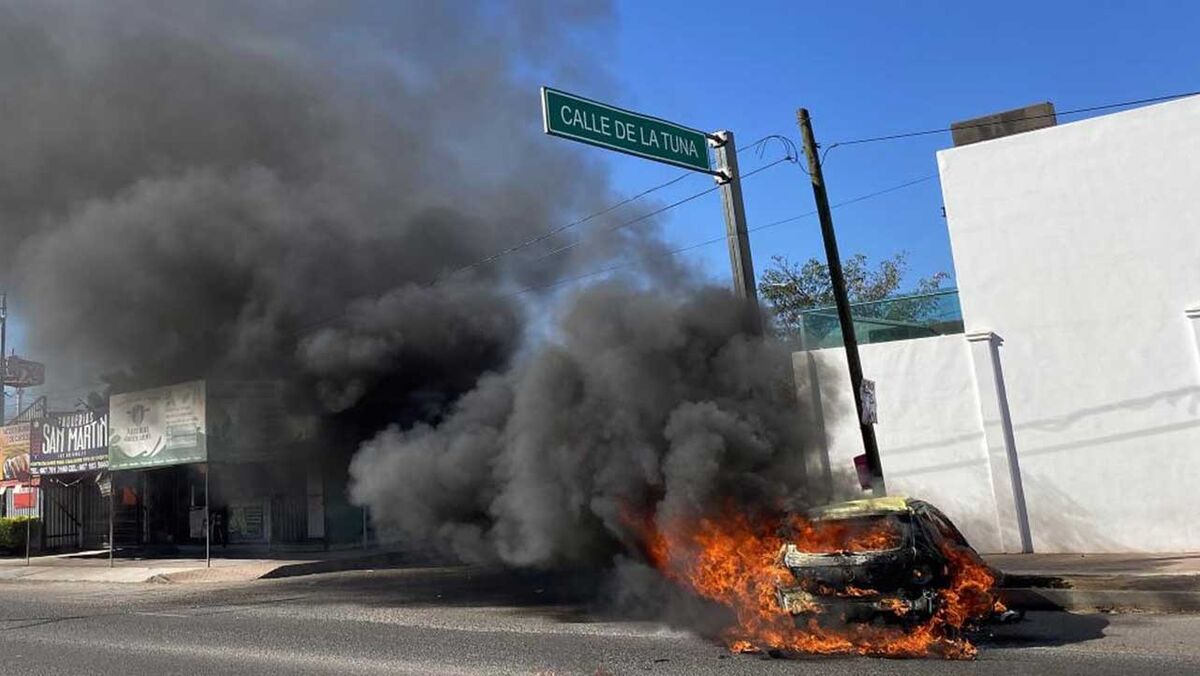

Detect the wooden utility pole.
[{"left": 796, "top": 108, "right": 886, "bottom": 496}]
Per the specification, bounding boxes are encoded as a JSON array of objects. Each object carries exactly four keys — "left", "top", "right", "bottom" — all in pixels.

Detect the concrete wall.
[
  {"left": 937, "top": 95, "right": 1200, "bottom": 552},
  {"left": 795, "top": 335, "right": 1005, "bottom": 553}
]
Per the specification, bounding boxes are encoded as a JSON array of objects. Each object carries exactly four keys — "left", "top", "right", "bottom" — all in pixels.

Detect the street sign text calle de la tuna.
[{"left": 541, "top": 87, "right": 713, "bottom": 174}]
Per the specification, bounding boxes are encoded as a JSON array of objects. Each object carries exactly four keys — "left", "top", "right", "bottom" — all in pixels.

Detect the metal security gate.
[
  {"left": 39, "top": 475, "right": 109, "bottom": 551},
  {"left": 271, "top": 494, "right": 309, "bottom": 544}
]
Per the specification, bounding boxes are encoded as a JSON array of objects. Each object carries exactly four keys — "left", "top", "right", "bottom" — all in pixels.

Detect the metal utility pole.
[
  {"left": 796, "top": 108, "right": 886, "bottom": 496},
  {"left": 205, "top": 463, "right": 211, "bottom": 568},
  {"left": 1, "top": 292, "right": 6, "bottom": 425},
  {"left": 25, "top": 496, "right": 32, "bottom": 565},
  {"left": 109, "top": 479, "right": 115, "bottom": 568},
  {"left": 713, "top": 131, "right": 757, "bottom": 303}
]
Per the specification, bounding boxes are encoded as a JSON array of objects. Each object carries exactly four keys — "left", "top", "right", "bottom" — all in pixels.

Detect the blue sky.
[
  {"left": 6, "top": 2, "right": 1198, "bottom": 363},
  {"left": 566, "top": 0, "right": 1200, "bottom": 290}
]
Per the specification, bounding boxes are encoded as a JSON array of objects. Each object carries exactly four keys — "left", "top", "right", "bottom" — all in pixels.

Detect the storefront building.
[{"left": 105, "top": 379, "right": 350, "bottom": 551}]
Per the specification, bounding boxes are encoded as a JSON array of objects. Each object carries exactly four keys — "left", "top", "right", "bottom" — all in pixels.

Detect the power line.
[
  {"left": 290, "top": 139, "right": 796, "bottom": 337},
  {"left": 745, "top": 174, "right": 936, "bottom": 234},
  {"left": 665, "top": 174, "right": 935, "bottom": 257},
  {"left": 827, "top": 89, "right": 1200, "bottom": 149},
  {"left": 12, "top": 384, "right": 96, "bottom": 398},
  {"left": 14, "top": 383, "right": 104, "bottom": 406},
  {"left": 529, "top": 155, "right": 794, "bottom": 264},
  {"left": 285, "top": 171, "right": 697, "bottom": 337},
  {"left": 510, "top": 173, "right": 936, "bottom": 297},
  {"left": 432, "top": 171, "right": 693, "bottom": 283},
  {"left": 435, "top": 134, "right": 794, "bottom": 279},
  {"left": 654, "top": 174, "right": 935, "bottom": 257}
]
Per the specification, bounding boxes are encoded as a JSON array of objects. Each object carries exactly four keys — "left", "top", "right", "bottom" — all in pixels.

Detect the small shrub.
[{"left": 0, "top": 516, "right": 39, "bottom": 553}]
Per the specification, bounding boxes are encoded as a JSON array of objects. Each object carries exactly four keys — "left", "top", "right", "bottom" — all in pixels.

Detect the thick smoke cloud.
[
  {"left": 350, "top": 281, "right": 818, "bottom": 567},
  {"left": 1, "top": 0, "right": 663, "bottom": 409},
  {"left": 2, "top": 1, "right": 824, "bottom": 579}
]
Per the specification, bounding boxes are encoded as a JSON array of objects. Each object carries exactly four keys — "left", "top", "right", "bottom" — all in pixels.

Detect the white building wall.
[
  {"left": 795, "top": 335, "right": 1005, "bottom": 553},
  {"left": 937, "top": 95, "right": 1200, "bottom": 552}
]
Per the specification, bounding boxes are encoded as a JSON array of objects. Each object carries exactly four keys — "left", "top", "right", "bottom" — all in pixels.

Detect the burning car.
[
  {"left": 774, "top": 496, "right": 1011, "bottom": 627},
  {"left": 638, "top": 494, "right": 1015, "bottom": 657}
]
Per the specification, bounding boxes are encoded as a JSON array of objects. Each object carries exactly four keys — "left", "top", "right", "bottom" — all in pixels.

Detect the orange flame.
[{"left": 635, "top": 508, "right": 997, "bottom": 659}]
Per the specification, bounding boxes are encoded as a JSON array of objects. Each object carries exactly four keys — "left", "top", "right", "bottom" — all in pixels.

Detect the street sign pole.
[
  {"left": 205, "top": 463, "right": 211, "bottom": 568},
  {"left": 109, "top": 479, "right": 114, "bottom": 568},
  {"left": 796, "top": 108, "right": 886, "bottom": 496},
  {"left": 1, "top": 292, "right": 6, "bottom": 426},
  {"left": 713, "top": 131, "right": 756, "bottom": 300},
  {"left": 711, "top": 131, "right": 762, "bottom": 328},
  {"left": 542, "top": 88, "right": 762, "bottom": 303},
  {"left": 25, "top": 498, "right": 31, "bottom": 565}
]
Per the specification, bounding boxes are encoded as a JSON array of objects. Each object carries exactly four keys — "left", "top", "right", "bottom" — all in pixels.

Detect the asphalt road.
[{"left": 2, "top": 566, "right": 1199, "bottom": 675}]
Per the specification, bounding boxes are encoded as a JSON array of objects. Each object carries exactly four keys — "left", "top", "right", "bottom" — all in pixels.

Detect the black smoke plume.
[
  {"left": 1, "top": 1, "right": 661, "bottom": 407},
  {"left": 349, "top": 281, "right": 820, "bottom": 567},
  {"left": 1, "top": 2, "right": 825, "bottom": 581}
]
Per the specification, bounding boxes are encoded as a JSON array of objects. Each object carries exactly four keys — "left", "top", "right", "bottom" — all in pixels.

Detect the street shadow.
[
  {"left": 199, "top": 555, "right": 1120, "bottom": 658},
  {"left": 257, "top": 561, "right": 606, "bottom": 622},
  {"left": 975, "top": 611, "right": 1109, "bottom": 650}
]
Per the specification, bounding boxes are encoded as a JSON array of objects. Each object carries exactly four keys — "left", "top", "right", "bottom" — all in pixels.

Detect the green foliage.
[
  {"left": 0, "top": 516, "right": 38, "bottom": 553},
  {"left": 758, "top": 252, "right": 949, "bottom": 333}
]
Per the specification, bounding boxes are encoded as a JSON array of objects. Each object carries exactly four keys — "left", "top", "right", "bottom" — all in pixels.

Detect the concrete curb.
[
  {"left": 0, "top": 549, "right": 417, "bottom": 585},
  {"left": 1000, "top": 587, "right": 1200, "bottom": 613},
  {"left": 152, "top": 551, "right": 412, "bottom": 584}
]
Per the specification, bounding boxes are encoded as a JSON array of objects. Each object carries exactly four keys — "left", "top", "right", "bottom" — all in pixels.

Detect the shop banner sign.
[
  {"left": 1, "top": 422, "right": 32, "bottom": 482},
  {"left": 109, "top": 380, "right": 207, "bottom": 470},
  {"left": 229, "top": 500, "right": 269, "bottom": 543},
  {"left": 97, "top": 473, "right": 112, "bottom": 497},
  {"left": 31, "top": 411, "right": 109, "bottom": 475}
]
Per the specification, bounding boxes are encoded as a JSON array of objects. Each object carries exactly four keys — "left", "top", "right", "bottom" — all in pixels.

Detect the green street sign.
[{"left": 542, "top": 87, "right": 713, "bottom": 174}]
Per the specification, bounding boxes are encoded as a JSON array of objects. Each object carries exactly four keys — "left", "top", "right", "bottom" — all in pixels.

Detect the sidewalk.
[
  {"left": 0, "top": 547, "right": 407, "bottom": 584},
  {"left": 987, "top": 552, "right": 1200, "bottom": 613}
]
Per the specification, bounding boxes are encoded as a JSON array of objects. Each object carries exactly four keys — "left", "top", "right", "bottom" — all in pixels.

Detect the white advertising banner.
[{"left": 108, "top": 380, "right": 207, "bottom": 470}]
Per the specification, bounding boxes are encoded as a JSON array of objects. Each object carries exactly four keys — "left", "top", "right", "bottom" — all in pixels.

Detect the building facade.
[{"left": 798, "top": 95, "right": 1200, "bottom": 553}]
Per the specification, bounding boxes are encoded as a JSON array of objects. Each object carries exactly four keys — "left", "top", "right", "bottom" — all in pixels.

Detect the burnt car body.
[{"left": 774, "top": 496, "right": 1002, "bottom": 625}]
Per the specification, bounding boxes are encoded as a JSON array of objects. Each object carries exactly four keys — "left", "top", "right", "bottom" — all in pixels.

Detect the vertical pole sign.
[{"left": 541, "top": 88, "right": 758, "bottom": 308}]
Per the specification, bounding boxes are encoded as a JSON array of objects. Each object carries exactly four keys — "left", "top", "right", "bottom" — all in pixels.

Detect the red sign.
[
  {"left": 13, "top": 486, "right": 35, "bottom": 510},
  {"left": 853, "top": 454, "right": 873, "bottom": 491}
]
